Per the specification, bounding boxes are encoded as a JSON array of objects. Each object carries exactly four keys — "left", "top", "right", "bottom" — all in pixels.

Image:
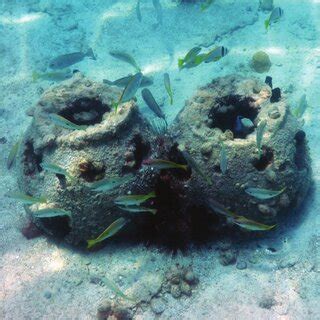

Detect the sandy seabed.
[{"left": 1, "top": 0, "right": 320, "bottom": 319}]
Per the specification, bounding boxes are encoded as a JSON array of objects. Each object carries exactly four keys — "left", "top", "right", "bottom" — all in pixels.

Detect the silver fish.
[
  {"left": 245, "top": 187, "right": 286, "bottom": 200},
  {"left": 40, "top": 162, "right": 73, "bottom": 180},
  {"left": 103, "top": 74, "right": 153, "bottom": 88},
  {"left": 7, "top": 192, "right": 47, "bottom": 205},
  {"left": 48, "top": 114, "right": 88, "bottom": 130},
  {"left": 220, "top": 143, "right": 228, "bottom": 174},
  {"left": 141, "top": 88, "right": 166, "bottom": 121},
  {"left": 32, "top": 208, "right": 72, "bottom": 219},
  {"left": 256, "top": 120, "right": 267, "bottom": 155},
  {"left": 87, "top": 217, "right": 128, "bottom": 249},
  {"left": 114, "top": 72, "right": 143, "bottom": 111},
  {"left": 89, "top": 174, "right": 134, "bottom": 192},
  {"left": 7, "top": 139, "right": 21, "bottom": 169},
  {"left": 32, "top": 69, "right": 72, "bottom": 82},
  {"left": 152, "top": 0, "right": 163, "bottom": 25},
  {"left": 136, "top": 0, "right": 142, "bottom": 22},
  {"left": 118, "top": 205, "right": 157, "bottom": 215},
  {"left": 49, "top": 48, "right": 96, "bottom": 69},
  {"left": 164, "top": 73, "right": 173, "bottom": 105},
  {"left": 109, "top": 51, "right": 141, "bottom": 72},
  {"left": 101, "top": 276, "right": 136, "bottom": 301},
  {"left": 293, "top": 94, "right": 308, "bottom": 118},
  {"left": 114, "top": 192, "right": 156, "bottom": 207}
]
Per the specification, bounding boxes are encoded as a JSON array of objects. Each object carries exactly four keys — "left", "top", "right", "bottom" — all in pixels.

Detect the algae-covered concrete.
[
  {"left": 170, "top": 75, "right": 311, "bottom": 224},
  {"left": 17, "top": 73, "right": 156, "bottom": 245}
]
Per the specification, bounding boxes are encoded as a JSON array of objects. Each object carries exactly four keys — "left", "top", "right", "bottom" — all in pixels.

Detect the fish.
[
  {"left": 178, "top": 47, "right": 202, "bottom": 70},
  {"left": 40, "top": 162, "right": 73, "bottom": 181},
  {"left": 206, "top": 199, "right": 237, "bottom": 219},
  {"left": 234, "top": 116, "right": 254, "bottom": 135},
  {"left": 181, "top": 150, "right": 212, "bottom": 185},
  {"left": 293, "top": 94, "right": 309, "bottom": 118},
  {"left": 109, "top": 51, "right": 141, "bottom": 72},
  {"left": 136, "top": 0, "right": 142, "bottom": 22},
  {"left": 114, "top": 191, "right": 156, "bottom": 207},
  {"left": 164, "top": 73, "right": 173, "bottom": 105},
  {"left": 206, "top": 199, "right": 276, "bottom": 231},
  {"left": 89, "top": 174, "right": 134, "bottom": 193},
  {"left": 265, "top": 7, "right": 284, "bottom": 30},
  {"left": 204, "top": 46, "right": 228, "bottom": 63},
  {"left": 7, "top": 139, "right": 21, "bottom": 169},
  {"left": 32, "top": 208, "right": 72, "bottom": 219},
  {"left": 201, "top": 0, "right": 214, "bottom": 11},
  {"left": 143, "top": 159, "right": 188, "bottom": 171},
  {"left": 245, "top": 187, "right": 286, "bottom": 200},
  {"left": 240, "top": 117, "right": 254, "bottom": 130},
  {"left": 114, "top": 72, "right": 143, "bottom": 112},
  {"left": 233, "top": 216, "right": 276, "bottom": 231},
  {"left": 102, "top": 276, "right": 135, "bottom": 302},
  {"left": 152, "top": 0, "right": 163, "bottom": 25},
  {"left": 49, "top": 48, "right": 96, "bottom": 69},
  {"left": 118, "top": 205, "right": 157, "bottom": 215},
  {"left": 149, "top": 118, "right": 168, "bottom": 136},
  {"left": 6, "top": 192, "right": 47, "bottom": 205},
  {"left": 220, "top": 143, "right": 227, "bottom": 174},
  {"left": 32, "top": 69, "right": 72, "bottom": 82},
  {"left": 256, "top": 120, "right": 267, "bottom": 155},
  {"left": 103, "top": 74, "right": 153, "bottom": 88},
  {"left": 141, "top": 88, "right": 166, "bottom": 121},
  {"left": 48, "top": 114, "right": 88, "bottom": 130},
  {"left": 87, "top": 217, "right": 128, "bottom": 249}
]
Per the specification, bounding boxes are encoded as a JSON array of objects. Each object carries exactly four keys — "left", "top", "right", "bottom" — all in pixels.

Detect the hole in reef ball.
[
  {"left": 79, "top": 160, "right": 105, "bottom": 182},
  {"left": 208, "top": 94, "right": 259, "bottom": 139},
  {"left": 23, "top": 141, "right": 43, "bottom": 176},
  {"left": 252, "top": 147, "right": 274, "bottom": 171},
  {"left": 39, "top": 216, "right": 71, "bottom": 238},
  {"left": 59, "top": 97, "right": 110, "bottom": 126}
]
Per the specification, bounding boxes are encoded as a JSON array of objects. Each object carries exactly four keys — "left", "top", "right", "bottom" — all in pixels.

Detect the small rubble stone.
[
  {"left": 236, "top": 261, "right": 247, "bottom": 270},
  {"left": 180, "top": 282, "right": 192, "bottom": 296},
  {"left": 268, "top": 108, "right": 280, "bottom": 119},
  {"left": 219, "top": 249, "right": 238, "bottom": 266},
  {"left": 150, "top": 298, "right": 166, "bottom": 315},
  {"left": 44, "top": 291, "right": 52, "bottom": 299},
  {"left": 170, "top": 284, "right": 182, "bottom": 299},
  {"left": 184, "top": 269, "right": 196, "bottom": 285},
  {"left": 265, "top": 169, "right": 277, "bottom": 183},
  {"left": 259, "top": 296, "right": 276, "bottom": 309},
  {"left": 279, "top": 255, "right": 299, "bottom": 269},
  {"left": 200, "top": 142, "right": 212, "bottom": 156},
  {"left": 279, "top": 193, "right": 290, "bottom": 208}
]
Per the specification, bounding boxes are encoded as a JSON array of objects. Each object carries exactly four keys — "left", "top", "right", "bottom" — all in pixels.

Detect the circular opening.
[
  {"left": 252, "top": 147, "right": 274, "bottom": 171},
  {"left": 208, "top": 94, "right": 259, "bottom": 139},
  {"left": 59, "top": 97, "right": 110, "bottom": 126}
]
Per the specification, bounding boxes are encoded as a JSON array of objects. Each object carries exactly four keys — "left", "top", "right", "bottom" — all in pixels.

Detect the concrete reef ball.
[
  {"left": 170, "top": 75, "right": 311, "bottom": 224},
  {"left": 251, "top": 51, "right": 272, "bottom": 73},
  {"left": 18, "top": 73, "right": 157, "bottom": 245},
  {"left": 18, "top": 74, "right": 311, "bottom": 246}
]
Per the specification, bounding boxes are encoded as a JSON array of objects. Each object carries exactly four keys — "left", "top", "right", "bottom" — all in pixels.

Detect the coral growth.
[{"left": 251, "top": 51, "right": 272, "bottom": 73}]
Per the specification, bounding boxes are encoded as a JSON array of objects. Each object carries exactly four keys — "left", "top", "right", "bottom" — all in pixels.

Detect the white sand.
[{"left": 1, "top": 0, "right": 320, "bottom": 319}]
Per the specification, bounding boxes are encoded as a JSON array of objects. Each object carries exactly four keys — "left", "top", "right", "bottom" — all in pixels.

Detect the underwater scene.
[{"left": 1, "top": 0, "right": 319, "bottom": 319}]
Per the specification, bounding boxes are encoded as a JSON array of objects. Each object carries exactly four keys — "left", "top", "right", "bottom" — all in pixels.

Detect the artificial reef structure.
[{"left": 17, "top": 74, "right": 312, "bottom": 248}]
